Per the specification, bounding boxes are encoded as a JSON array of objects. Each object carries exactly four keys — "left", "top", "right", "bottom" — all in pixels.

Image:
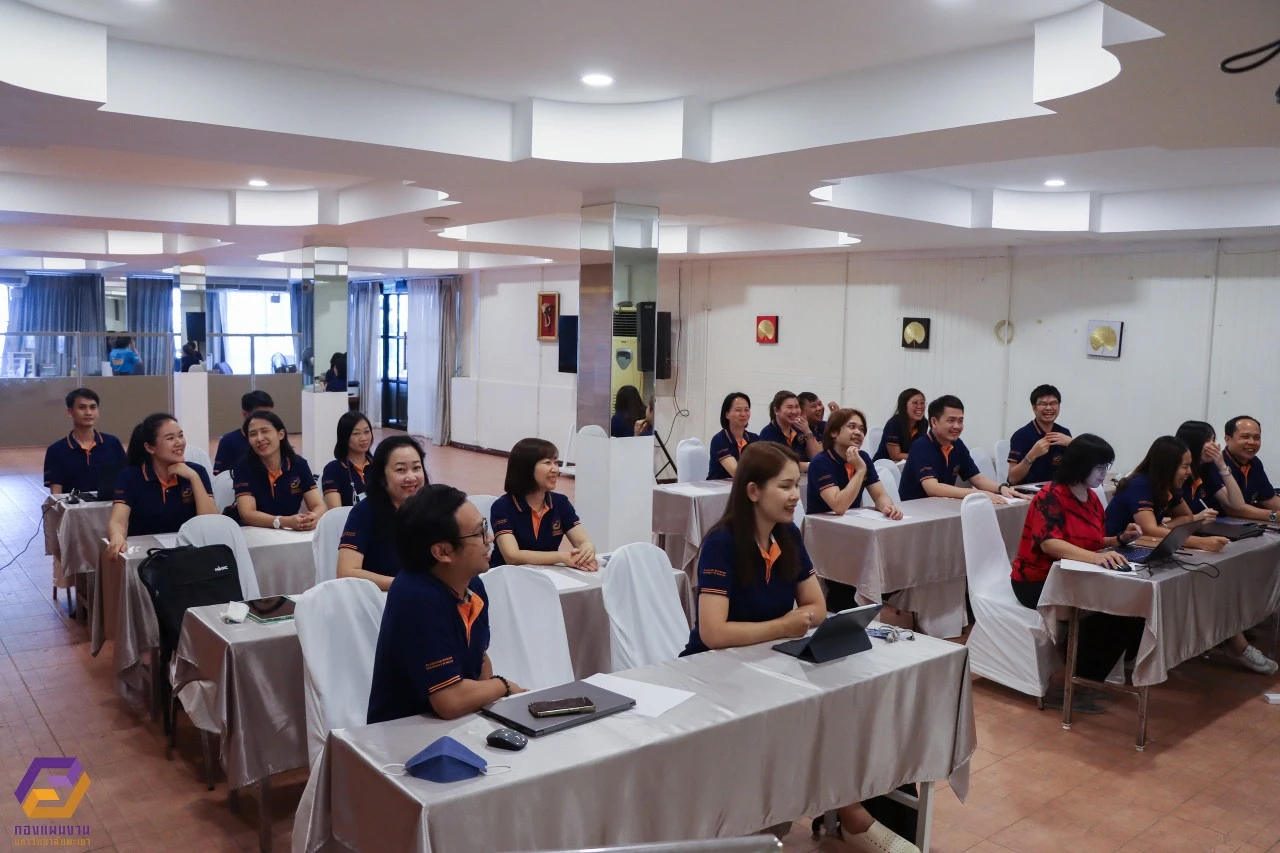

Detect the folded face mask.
[{"left": 405, "top": 736, "right": 488, "bottom": 783}]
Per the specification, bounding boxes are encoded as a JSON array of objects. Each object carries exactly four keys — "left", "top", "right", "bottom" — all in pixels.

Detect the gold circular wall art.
[
  {"left": 1089, "top": 324, "right": 1118, "bottom": 352},
  {"left": 903, "top": 321, "right": 927, "bottom": 346},
  {"left": 757, "top": 317, "right": 775, "bottom": 339}
]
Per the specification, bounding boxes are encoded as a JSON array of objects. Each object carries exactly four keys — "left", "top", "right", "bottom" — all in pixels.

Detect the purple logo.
[{"left": 14, "top": 757, "right": 91, "bottom": 819}]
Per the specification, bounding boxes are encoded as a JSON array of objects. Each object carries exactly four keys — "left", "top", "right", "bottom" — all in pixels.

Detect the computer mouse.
[
  {"left": 1113, "top": 562, "right": 1133, "bottom": 572},
  {"left": 485, "top": 728, "right": 527, "bottom": 751}
]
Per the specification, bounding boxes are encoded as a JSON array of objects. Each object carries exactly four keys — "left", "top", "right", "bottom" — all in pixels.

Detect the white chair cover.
[
  {"left": 185, "top": 446, "right": 213, "bottom": 476},
  {"left": 792, "top": 498, "right": 805, "bottom": 532},
  {"left": 312, "top": 506, "right": 351, "bottom": 586},
  {"left": 295, "top": 577, "right": 386, "bottom": 764},
  {"left": 1092, "top": 485, "right": 1109, "bottom": 509},
  {"left": 600, "top": 543, "right": 689, "bottom": 670},
  {"left": 211, "top": 471, "right": 236, "bottom": 512},
  {"left": 994, "top": 439, "right": 1011, "bottom": 484},
  {"left": 873, "top": 460, "right": 901, "bottom": 504},
  {"left": 482, "top": 565, "right": 574, "bottom": 690},
  {"left": 960, "top": 493, "right": 1056, "bottom": 699},
  {"left": 865, "top": 426, "right": 883, "bottom": 458},
  {"left": 177, "top": 514, "right": 260, "bottom": 600},
  {"left": 468, "top": 495, "right": 499, "bottom": 523},
  {"left": 676, "top": 439, "right": 710, "bottom": 484},
  {"left": 970, "top": 446, "right": 998, "bottom": 484},
  {"left": 579, "top": 425, "right": 608, "bottom": 439}
]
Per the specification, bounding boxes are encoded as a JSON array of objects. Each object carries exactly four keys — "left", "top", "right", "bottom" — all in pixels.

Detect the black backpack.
[{"left": 137, "top": 544, "right": 244, "bottom": 662}]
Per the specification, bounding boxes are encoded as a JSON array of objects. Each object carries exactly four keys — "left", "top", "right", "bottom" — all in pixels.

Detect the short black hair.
[
  {"left": 719, "top": 392, "right": 750, "bottom": 430},
  {"left": 127, "top": 413, "right": 178, "bottom": 467},
  {"left": 1052, "top": 433, "right": 1115, "bottom": 486},
  {"left": 241, "top": 390, "right": 274, "bottom": 412},
  {"left": 504, "top": 438, "right": 558, "bottom": 497},
  {"left": 1225, "top": 415, "right": 1261, "bottom": 437},
  {"left": 65, "top": 387, "right": 100, "bottom": 409},
  {"left": 395, "top": 484, "right": 468, "bottom": 572},
  {"left": 114, "top": 336, "right": 132, "bottom": 348},
  {"left": 928, "top": 394, "right": 964, "bottom": 422},
  {"left": 1030, "top": 384, "right": 1061, "bottom": 406},
  {"left": 797, "top": 392, "right": 819, "bottom": 406},
  {"left": 333, "top": 410, "right": 373, "bottom": 461}
]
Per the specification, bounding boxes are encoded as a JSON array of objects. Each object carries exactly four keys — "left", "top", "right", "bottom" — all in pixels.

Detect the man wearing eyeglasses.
[
  {"left": 1006, "top": 384, "right": 1073, "bottom": 485},
  {"left": 367, "top": 484, "right": 525, "bottom": 724}
]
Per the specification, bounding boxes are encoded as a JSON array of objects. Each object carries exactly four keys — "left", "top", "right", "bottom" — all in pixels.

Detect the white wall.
[{"left": 455, "top": 242, "right": 1280, "bottom": 474}]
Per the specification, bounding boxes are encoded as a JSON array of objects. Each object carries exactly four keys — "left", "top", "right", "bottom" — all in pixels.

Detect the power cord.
[
  {"left": 0, "top": 502, "right": 56, "bottom": 573},
  {"left": 1221, "top": 36, "right": 1280, "bottom": 103}
]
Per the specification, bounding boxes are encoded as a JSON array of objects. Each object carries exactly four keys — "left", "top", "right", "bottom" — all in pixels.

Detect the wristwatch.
[
  {"left": 493, "top": 675, "right": 511, "bottom": 697},
  {"left": 1270, "top": 511, "right": 1277, "bottom": 524},
  {"left": 272, "top": 516, "right": 282, "bottom": 530}
]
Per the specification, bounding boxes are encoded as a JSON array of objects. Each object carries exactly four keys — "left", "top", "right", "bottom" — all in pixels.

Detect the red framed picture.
[
  {"left": 538, "top": 292, "right": 560, "bottom": 342},
  {"left": 756, "top": 315, "right": 779, "bottom": 344}
]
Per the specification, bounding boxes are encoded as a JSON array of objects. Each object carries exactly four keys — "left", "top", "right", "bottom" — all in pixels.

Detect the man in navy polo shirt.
[
  {"left": 367, "top": 484, "right": 526, "bottom": 724},
  {"left": 900, "top": 395, "right": 1016, "bottom": 503},
  {"left": 213, "top": 390, "right": 274, "bottom": 474},
  {"left": 43, "top": 387, "right": 126, "bottom": 495},
  {"left": 1006, "top": 384, "right": 1073, "bottom": 485},
  {"left": 1218, "top": 415, "right": 1280, "bottom": 523}
]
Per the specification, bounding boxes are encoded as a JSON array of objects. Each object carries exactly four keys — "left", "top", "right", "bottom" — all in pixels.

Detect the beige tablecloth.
[
  {"left": 294, "top": 631, "right": 975, "bottom": 853},
  {"left": 1038, "top": 533, "right": 1280, "bottom": 687},
  {"left": 42, "top": 496, "right": 113, "bottom": 587},
  {"left": 173, "top": 567, "right": 692, "bottom": 790},
  {"left": 803, "top": 497, "right": 1030, "bottom": 638},
  {"left": 652, "top": 480, "right": 734, "bottom": 576},
  {"left": 93, "top": 528, "right": 316, "bottom": 705}
]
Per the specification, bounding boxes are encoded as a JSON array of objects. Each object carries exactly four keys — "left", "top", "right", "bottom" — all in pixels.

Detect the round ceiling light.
[
  {"left": 248, "top": 179, "right": 269, "bottom": 187},
  {"left": 581, "top": 73, "right": 614, "bottom": 87},
  {"left": 1043, "top": 178, "right": 1066, "bottom": 187}
]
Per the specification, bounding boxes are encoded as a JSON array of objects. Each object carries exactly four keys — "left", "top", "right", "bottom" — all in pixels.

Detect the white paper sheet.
[
  {"left": 583, "top": 672, "right": 695, "bottom": 718},
  {"left": 1057, "top": 558, "right": 1146, "bottom": 577},
  {"left": 543, "top": 570, "right": 589, "bottom": 591},
  {"left": 842, "top": 509, "right": 913, "bottom": 527},
  {"left": 660, "top": 483, "right": 723, "bottom": 497}
]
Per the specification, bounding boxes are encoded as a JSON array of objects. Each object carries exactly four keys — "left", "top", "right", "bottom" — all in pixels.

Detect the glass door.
[{"left": 379, "top": 287, "right": 409, "bottom": 429}]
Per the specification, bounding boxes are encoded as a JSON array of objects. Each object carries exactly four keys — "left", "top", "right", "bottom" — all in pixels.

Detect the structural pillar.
[{"left": 299, "top": 246, "right": 349, "bottom": 467}]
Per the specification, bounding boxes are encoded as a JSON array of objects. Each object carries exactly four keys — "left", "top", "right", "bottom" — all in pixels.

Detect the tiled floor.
[{"left": 0, "top": 439, "right": 1278, "bottom": 852}]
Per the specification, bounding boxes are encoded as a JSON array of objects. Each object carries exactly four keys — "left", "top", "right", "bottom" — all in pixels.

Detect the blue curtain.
[
  {"left": 206, "top": 290, "right": 227, "bottom": 370},
  {"left": 290, "top": 280, "right": 314, "bottom": 382},
  {"left": 4, "top": 274, "right": 105, "bottom": 376},
  {"left": 125, "top": 276, "right": 174, "bottom": 375}
]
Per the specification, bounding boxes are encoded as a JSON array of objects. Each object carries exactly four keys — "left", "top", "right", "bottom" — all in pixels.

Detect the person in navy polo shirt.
[
  {"left": 490, "top": 438, "right": 597, "bottom": 569},
  {"left": 1106, "top": 435, "right": 1274, "bottom": 674},
  {"left": 798, "top": 391, "right": 838, "bottom": 439},
  {"left": 337, "top": 436, "right": 428, "bottom": 591},
  {"left": 1006, "top": 384, "right": 1073, "bottom": 485},
  {"left": 1219, "top": 415, "right": 1280, "bottom": 523},
  {"left": 758, "top": 390, "right": 820, "bottom": 469},
  {"left": 44, "top": 387, "right": 126, "bottom": 495},
  {"left": 1174, "top": 421, "right": 1246, "bottom": 513},
  {"left": 681, "top": 442, "right": 921, "bottom": 853},
  {"left": 807, "top": 408, "right": 901, "bottom": 519},
  {"left": 872, "top": 388, "right": 927, "bottom": 463},
  {"left": 367, "top": 484, "right": 527, "bottom": 724},
  {"left": 899, "top": 395, "right": 1016, "bottom": 503},
  {"left": 105, "top": 413, "right": 216, "bottom": 558},
  {"left": 610, "top": 385, "right": 647, "bottom": 438},
  {"left": 213, "top": 390, "right": 274, "bottom": 475},
  {"left": 708, "top": 392, "right": 759, "bottom": 479},
  {"left": 232, "top": 410, "right": 325, "bottom": 531},
  {"left": 322, "top": 411, "right": 374, "bottom": 508}
]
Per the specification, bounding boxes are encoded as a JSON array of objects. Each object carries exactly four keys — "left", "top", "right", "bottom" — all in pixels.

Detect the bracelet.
[{"left": 493, "top": 675, "right": 511, "bottom": 697}]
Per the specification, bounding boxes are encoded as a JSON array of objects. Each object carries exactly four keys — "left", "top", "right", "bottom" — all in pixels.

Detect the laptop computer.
[
  {"left": 1110, "top": 519, "right": 1203, "bottom": 565},
  {"left": 82, "top": 463, "right": 123, "bottom": 502},
  {"left": 1197, "top": 518, "right": 1264, "bottom": 541},
  {"left": 480, "top": 680, "right": 636, "bottom": 737},
  {"left": 773, "top": 603, "right": 882, "bottom": 663}
]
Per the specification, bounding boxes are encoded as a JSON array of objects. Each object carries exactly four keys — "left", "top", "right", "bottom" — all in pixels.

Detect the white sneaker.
[
  {"left": 841, "top": 820, "right": 921, "bottom": 853},
  {"left": 1225, "top": 645, "right": 1279, "bottom": 675}
]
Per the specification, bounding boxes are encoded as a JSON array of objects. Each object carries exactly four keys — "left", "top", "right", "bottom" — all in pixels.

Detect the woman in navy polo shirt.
[
  {"left": 106, "top": 413, "right": 216, "bottom": 559},
  {"left": 610, "top": 385, "right": 647, "bottom": 438},
  {"left": 232, "top": 411, "right": 325, "bottom": 531},
  {"left": 758, "top": 390, "right": 820, "bottom": 469},
  {"left": 1105, "top": 436, "right": 1227, "bottom": 549},
  {"left": 337, "top": 436, "right": 428, "bottom": 591},
  {"left": 681, "top": 442, "right": 920, "bottom": 853},
  {"left": 490, "top": 438, "right": 597, "bottom": 570},
  {"left": 873, "top": 387, "right": 927, "bottom": 463},
  {"left": 322, "top": 411, "right": 374, "bottom": 508},
  {"left": 808, "top": 408, "right": 902, "bottom": 518},
  {"left": 707, "top": 392, "right": 758, "bottom": 480},
  {"left": 1174, "top": 421, "right": 1246, "bottom": 514}
]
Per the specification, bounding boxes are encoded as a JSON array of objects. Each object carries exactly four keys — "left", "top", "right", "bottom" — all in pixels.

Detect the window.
[
  {"left": 0, "top": 285, "right": 9, "bottom": 337},
  {"left": 222, "top": 290, "right": 295, "bottom": 374},
  {"left": 171, "top": 287, "right": 183, "bottom": 359}
]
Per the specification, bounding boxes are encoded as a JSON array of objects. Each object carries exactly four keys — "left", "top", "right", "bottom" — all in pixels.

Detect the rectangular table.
[
  {"left": 42, "top": 496, "right": 113, "bottom": 587},
  {"left": 803, "top": 497, "right": 1030, "bottom": 638},
  {"left": 293, "top": 630, "right": 975, "bottom": 853},
  {"left": 93, "top": 527, "right": 316, "bottom": 705},
  {"left": 652, "top": 480, "right": 734, "bottom": 576},
  {"left": 1039, "top": 533, "right": 1280, "bottom": 749}
]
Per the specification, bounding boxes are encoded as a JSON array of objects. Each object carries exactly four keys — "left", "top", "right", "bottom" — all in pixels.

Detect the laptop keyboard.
[{"left": 1116, "top": 544, "right": 1154, "bottom": 563}]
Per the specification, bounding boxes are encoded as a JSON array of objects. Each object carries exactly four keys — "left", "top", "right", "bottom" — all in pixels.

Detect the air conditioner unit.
[
  {"left": 611, "top": 307, "right": 641, "bottom": 407},
  {"left": 0, "top": 273, "right": 30, "bottom": 288}
]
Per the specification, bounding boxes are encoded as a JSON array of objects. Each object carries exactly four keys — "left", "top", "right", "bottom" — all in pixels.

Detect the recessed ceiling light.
[
  {"left": 838, "top": 233, "right": 862, "bottom": 246},
  {"left": 248, "top": 179, "right": 269, "bottom": 187},
  {"left": 581, "top": 73, "right": 614, "bottom": 87},
  {"left": 1044, "top": 178, "right": 1066, "bottom": 187}
]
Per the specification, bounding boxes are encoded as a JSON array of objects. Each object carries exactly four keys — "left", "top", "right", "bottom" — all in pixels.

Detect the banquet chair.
[
  {"left": 483, "top": 565, "right": 575, "bottom": 690},
  {"left": 676, "top": 439, "right": 710, "bottom": 484},
  {"left": 311, "top": 506, "right": 351, "bottom": 585},
  {"left": 994, "top": 439, "right": 1011, "bottom": 484},
  {"left": 960, "top": 493, "right": 1056, "bottom": 704},
  {"left": 178, "top": 514, "right": 260, "bottom": 600},
  {"left": 295, "top": 577, "right": 386, "bottom": 764},
  {"left": 212, "top": 471, "right": 236, "bottom": 512},
  {"left": 600, "top": 543, "right": 689, "bottom": 670}
]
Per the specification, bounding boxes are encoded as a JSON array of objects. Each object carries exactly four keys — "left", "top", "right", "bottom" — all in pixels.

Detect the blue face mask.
[{"left": 404, "top": 736, "right": 488, "bottom": 783}]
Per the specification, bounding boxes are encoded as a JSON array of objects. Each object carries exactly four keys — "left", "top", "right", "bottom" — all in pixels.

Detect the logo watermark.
[{"left": 12, "top": 758, "right": 91, "bottom": 847}]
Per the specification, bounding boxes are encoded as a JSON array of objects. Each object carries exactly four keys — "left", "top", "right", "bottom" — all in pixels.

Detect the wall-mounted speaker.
[
  {"left": 558, "top": 315, "right": 578, "bottom": 373},
  {"left": 656, "top": 311, "right": 672, "bottom": 380}
]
